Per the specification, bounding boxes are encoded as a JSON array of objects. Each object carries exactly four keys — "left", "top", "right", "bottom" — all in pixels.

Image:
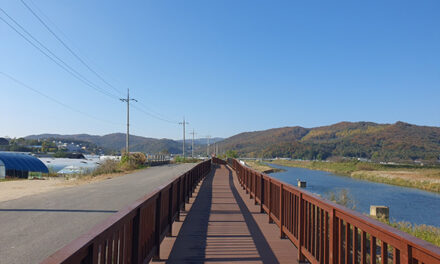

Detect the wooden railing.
[
  {"left": 41, "top": 160, "right": 211, "bottom": 264},
  {"left": 227, "top": 158, "right": 440, "bottom": 264}
]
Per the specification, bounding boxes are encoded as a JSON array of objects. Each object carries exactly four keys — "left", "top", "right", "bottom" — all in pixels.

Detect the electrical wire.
[
  {"left": 132, "top": 104, "right": 179, "bottom": 124},
  {"left": 1, "top": 5, "right": 181, "bottom": 126},
  {"left": 0, "top": 10, "right": 120, "bottom": 100},
  {"left": 0, "top": 71, "right": 122, "bottom": 126},
  {"left": 20, "top": 0, "right": 124, "bottom": 97}
]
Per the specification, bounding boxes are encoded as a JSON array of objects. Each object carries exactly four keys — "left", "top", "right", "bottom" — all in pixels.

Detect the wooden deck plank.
[{"left": 153, "top": 164, "right": 298, "bottom": 264}]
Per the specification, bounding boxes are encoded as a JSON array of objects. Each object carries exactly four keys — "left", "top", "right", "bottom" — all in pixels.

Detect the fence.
[
  {"left": 227, "top": 158, "right": 440, "bottom": 264},
  {"left": 41, "top": 160, "right": 211, "bottom": 264}
]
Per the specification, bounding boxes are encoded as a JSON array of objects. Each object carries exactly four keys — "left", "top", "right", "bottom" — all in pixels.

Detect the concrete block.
[{"left": 370, "top": 205, "right": 389, "bottom": 219}]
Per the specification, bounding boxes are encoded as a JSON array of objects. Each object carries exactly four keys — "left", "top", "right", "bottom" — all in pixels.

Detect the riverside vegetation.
[
  {"left": 270, "top": 160, "right": 440, "bottom": 193},
  {"left": 245, "top": 160, "right": 284, "bottom": 174},
  {"left": 244, "top": 161, "right": 440, "bottom": 246},
  {"left": 328, "top": 190, "right": 440, "bottom": 247}
]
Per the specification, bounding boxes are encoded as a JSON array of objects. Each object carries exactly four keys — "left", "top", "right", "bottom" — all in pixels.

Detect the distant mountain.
[
  {"left": 217, "top": 122, "right": 440, "bottom": 162},
  {"left": 177, "top": 137, "right": 224, "bottom": 145},
  {"left": 25, "top": 133, "right": 184, "bottom": 154}
]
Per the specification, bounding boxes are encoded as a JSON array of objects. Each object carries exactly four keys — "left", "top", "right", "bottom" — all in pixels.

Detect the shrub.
[{"left": 92, "top": 159, "right": 121, "bottom": 176}]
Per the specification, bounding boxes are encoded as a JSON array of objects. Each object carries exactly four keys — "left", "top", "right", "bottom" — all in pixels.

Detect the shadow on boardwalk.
[{"left": 165, "top": 165, "right": 281, "bottom": 263}]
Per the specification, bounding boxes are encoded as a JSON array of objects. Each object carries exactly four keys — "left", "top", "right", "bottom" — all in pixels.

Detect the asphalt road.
[{"left": 0, "top": 163, "right": 196, "bottom": 264}]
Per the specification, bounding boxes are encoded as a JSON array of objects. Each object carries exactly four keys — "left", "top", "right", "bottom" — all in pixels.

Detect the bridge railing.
[
  {"left": 227, "top": 158, "right": 440, "bottom": 264},
  {"left": 41, "top": 160, "right": 211, "bottom": 264}
]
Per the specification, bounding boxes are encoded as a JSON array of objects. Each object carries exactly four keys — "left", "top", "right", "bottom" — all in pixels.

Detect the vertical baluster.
[
  {"left": 339, "top": 220, "right": 344, "bottom": 264},
  {"left": 346, "top": 223, "right": 350, "bottom": 264},
  {"left": 298, "top": 193, "right": 305, "bottom": 263},
  {"left": 371, "top": 236, "right": 377, "bottom": 264},
  {"left": 312, "top": 204, "right": 315, "bottom": 256},
  {"left": 280, "top": 183, "right": 285, "bottom": 238},
  {"left": 325, "top": 211, "right": 329, "bottom": 264},
  {"left": 353, "top": 227, "right": 359, "bottom": 264},
  {"left": 361, "top": 231, "right": 366, "bottom": 264},
  {"left": 268, "top": 179, "right": 273, "bottom": 223},
  {"left": 393, "top": 248, "right": 400, "bottom": 264},
  {"left": 381, "top": 241, "right": 388, "bottom": 264},
  {"left": 260, "top": 176, "right": 264, "bottom": 213},
  {"left": 320, "top": 209, "right": 324, "bottom": 264}
]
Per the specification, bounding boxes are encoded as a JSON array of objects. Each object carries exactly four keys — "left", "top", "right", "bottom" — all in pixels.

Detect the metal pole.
[
  {"left": 183, "top": 118, "right": 185, "bottom": 159},
  {"left": 126, "top": 89, "right": 129, "bottom": 154},
  {"left": 179, "top": 118, "right": 189, "bottom": 160},
  {"left": 120, "top": 88, "right": 137, "bottom": 155},
  {"left": 191, "top": 129, "right": 195, "bottom": 158},
  {"left": 206, "top": 135, "right": 211, "bottom": 158}
]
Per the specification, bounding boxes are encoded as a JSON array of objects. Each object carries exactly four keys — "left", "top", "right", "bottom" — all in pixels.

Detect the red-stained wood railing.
[
  {"left": 41, "top": 160, "right": 211, "bottom": 264},
  {"left": 228, "top": 158, "right": 440, "bottom": 264}
]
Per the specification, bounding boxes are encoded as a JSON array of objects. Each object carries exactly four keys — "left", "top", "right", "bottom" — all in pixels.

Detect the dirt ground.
[{"left": 0, "top": 171, "right": 138, "bottom": 202}]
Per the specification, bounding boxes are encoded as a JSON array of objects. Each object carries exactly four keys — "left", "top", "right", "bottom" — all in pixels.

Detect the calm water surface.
[{"left": 269, "top": 163, "right": 440, "bottom": 227}]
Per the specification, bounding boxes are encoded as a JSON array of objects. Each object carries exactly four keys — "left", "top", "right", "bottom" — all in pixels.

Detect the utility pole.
[
  {"left": 189, "top": 129, "right": 196, "bottom": 158},
  {"left": 206, "top": 135, "right": 211, "bottom": 158},
  {"left": 179, "top": 117, "right": 189, "bottom": 160},
  {"left": 120, "top": 88, "right": 137, "bottom": 155}
]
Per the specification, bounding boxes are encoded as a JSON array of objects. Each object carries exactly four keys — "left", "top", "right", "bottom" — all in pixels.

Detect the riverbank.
[
  {"left": 245, "top": 160, "right": 285, "bottom": 174},
  {"left": 269, "top": 160, "right": 440, "bottom": 193}
]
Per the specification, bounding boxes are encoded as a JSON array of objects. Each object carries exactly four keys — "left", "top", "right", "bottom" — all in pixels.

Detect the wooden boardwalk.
[{"left": 153, "top": 164, "right": 298, "bottom": 264}]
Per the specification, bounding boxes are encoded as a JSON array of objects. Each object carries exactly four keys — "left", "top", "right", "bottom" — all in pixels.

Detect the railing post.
[
  {"left": 153, "top": 192, "right": 162, "bottom": 260},
  {"left": 167, "top": 185, "right": 173, "bottom": 236},
  {"left": 268, "top": 179, "right": 273, "bottom": 223},
  {"left": 260, "top": 176, "right": 264, "bottom": 213},
  {"left": 131, "top": 208, "right": 140, "bottom": 263},
  {"left": 176, "top": 178, "right": 181, "bottom": 221},
  {"left": 401, "top": 244, "right": 412, "bottom": 264},
  {"left": 298, "top": 193, "right": 306, "bottom": 263},
  {"left": 329, "top": 208, "right": 336, "bottom": 264},
  {"left": 280, "top": 183, "right": 285, "bottom": 239}
]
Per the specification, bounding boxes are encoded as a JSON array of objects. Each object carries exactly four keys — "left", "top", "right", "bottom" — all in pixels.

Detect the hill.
[
  {"left": 25, "top": 133, "right": 184, "bottom": 154},
  {"left": 217, "top": 122, "right": 440, "bottom": 162}
]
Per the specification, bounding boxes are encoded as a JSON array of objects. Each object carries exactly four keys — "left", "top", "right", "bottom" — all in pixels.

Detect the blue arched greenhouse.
[{"left": 0, "top": 152, "right": 49, "bottom": 179}]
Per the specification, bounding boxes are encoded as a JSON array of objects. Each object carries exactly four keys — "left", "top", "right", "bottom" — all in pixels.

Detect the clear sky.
[{"left": 1, "top": 0, "right": 439, "bottom": 140}]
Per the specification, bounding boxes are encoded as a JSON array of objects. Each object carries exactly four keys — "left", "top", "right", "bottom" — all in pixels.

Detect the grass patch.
[{"left": 245, "top": 160, "right": 284, "bottom": 174}]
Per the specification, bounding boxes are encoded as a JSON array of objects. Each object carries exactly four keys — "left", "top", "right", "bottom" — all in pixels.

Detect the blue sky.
[{"left": 1, "top": 0, "right": 439, "bottom": 139}]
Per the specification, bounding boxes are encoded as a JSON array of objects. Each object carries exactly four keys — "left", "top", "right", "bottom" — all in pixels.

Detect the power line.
[
  {"left": 22, "top": 0, "right": 179, "bottom": 124},
  {"left": 20, "top": 0, "right": 123, "bottom": 96},
  {"left": 0, "top": 9, "right": 119, "bottom": 100},
  {"left": 132, "top": 104, "right": 178, "bottom": 124},
  {"left": 137, "top": 101, "right": 177, "bottom": 123},
  {"left": 1, "top": 6, "right": 180, "bottom": 127},
  {"left": 0, "top": 71, "right": 121, "bottom": 126}
]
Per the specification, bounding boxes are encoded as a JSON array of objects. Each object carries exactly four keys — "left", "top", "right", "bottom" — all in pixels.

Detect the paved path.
[
  {"left": 158, "top": 164, "right": 297, "bottom": 263},
  {"left": 0, "top": 163, "right": 195, "bottom": 264}
]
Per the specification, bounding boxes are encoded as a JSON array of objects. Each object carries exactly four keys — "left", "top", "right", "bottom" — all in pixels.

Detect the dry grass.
[{"left": 245, "top": 161, "right": 284, "bottom": 174}]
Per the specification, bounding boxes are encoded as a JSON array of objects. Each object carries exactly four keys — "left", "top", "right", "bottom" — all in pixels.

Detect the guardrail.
[
  {"left": 41, "top": 160, "right": 211, "bottom": 264},
  {"left": 227, "top": 158, "right": 440, "bottom": 264},
  {"left": 145, "top": 160, "right": 170, "bottom": 167}
]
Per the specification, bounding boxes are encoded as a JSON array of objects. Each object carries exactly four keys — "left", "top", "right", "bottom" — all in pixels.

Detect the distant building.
[
  {"left": 0, "top": 152, "right": 49, "bottom": 179},
  {"left": 0, "top": 138, "right": 8, "bottom": 145}
]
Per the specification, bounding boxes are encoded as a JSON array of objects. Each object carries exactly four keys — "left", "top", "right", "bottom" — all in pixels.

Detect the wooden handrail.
[
  {"left": 41, "top": 160, "right": 211, "bottom": 264},
  {"left": 227, "top": 158, "right": 440, "bottom": 264}
]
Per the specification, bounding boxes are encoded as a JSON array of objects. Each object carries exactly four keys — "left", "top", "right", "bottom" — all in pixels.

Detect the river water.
[{"left": 268, "top": 163, "right": 440, "bottom": 227}]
